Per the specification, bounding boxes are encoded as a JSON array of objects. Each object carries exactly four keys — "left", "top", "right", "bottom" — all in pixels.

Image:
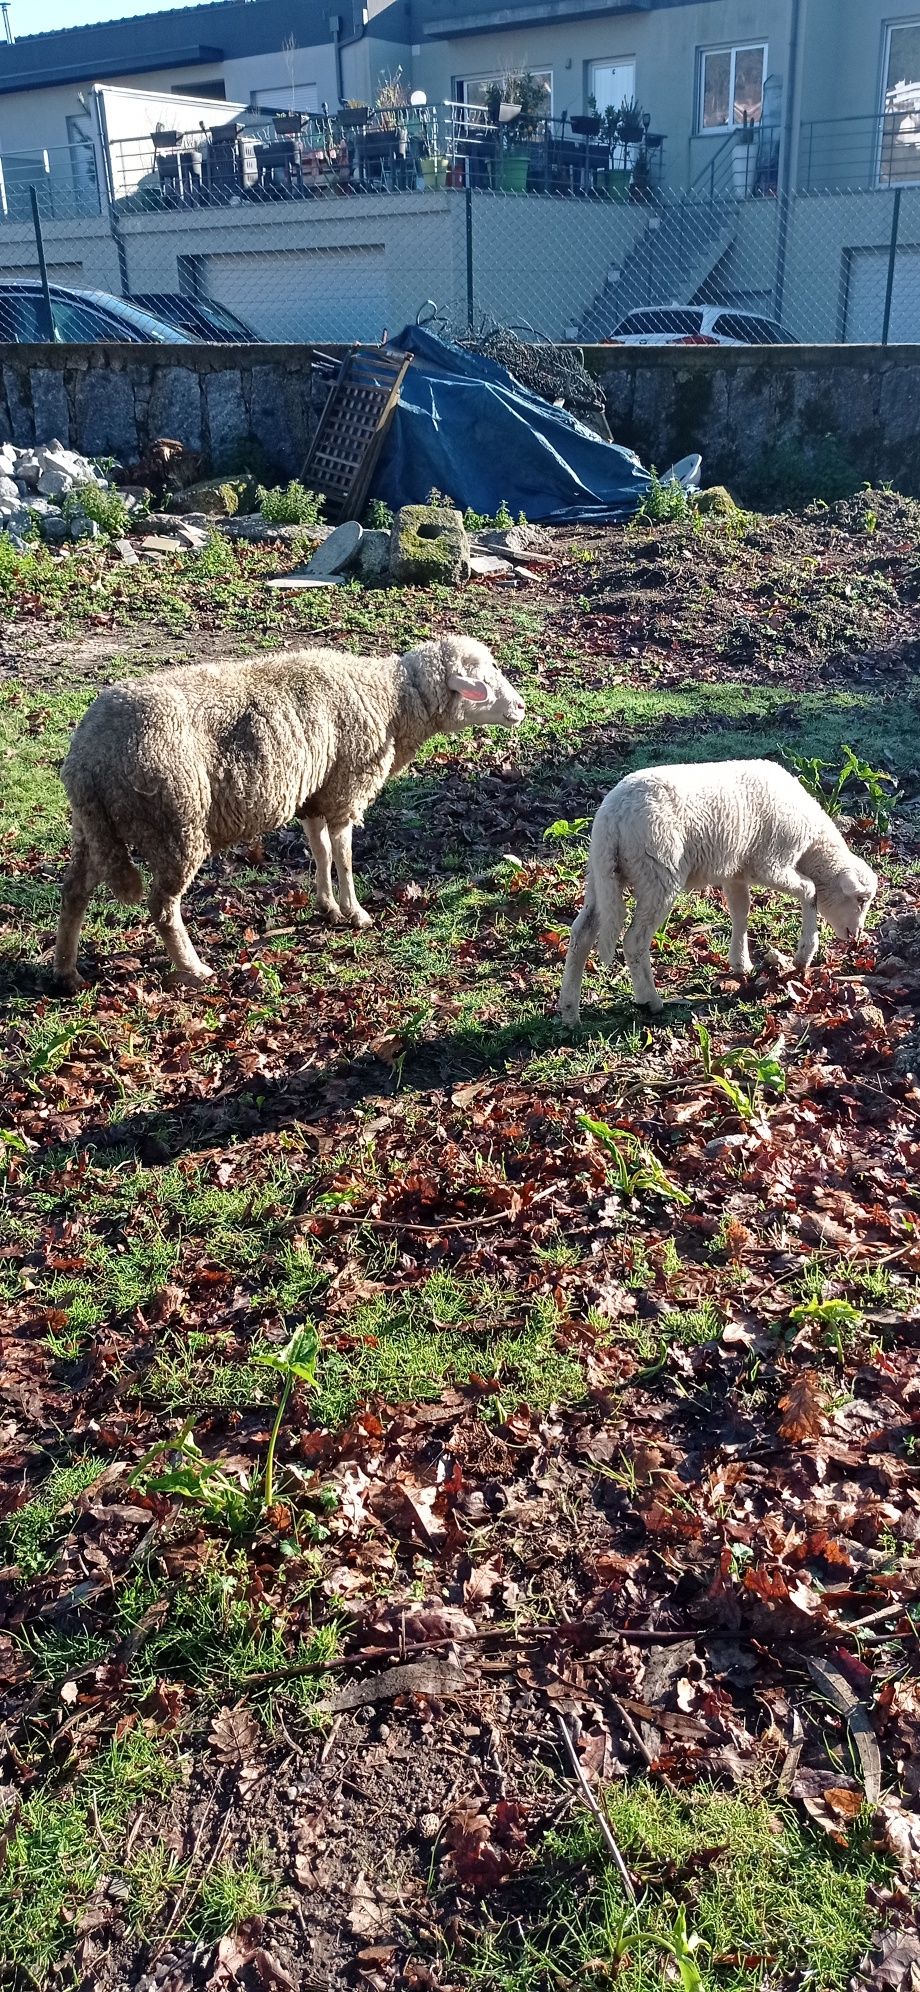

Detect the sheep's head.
[
  {"left": 409, "top": 636, "right": 526, "bottom": 730},
  {"left": 816, "top": 853, "right": 878, "bottom": 945}
]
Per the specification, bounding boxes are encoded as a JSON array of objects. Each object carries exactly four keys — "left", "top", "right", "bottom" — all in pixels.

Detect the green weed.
[
  {"left": 257, "top": 480, "right": 324, "bottom": 525},
  {"left": 61, "top": 480, "right": 131, "bottom": 539},
  {"left": 3, "top": 1455, "right": 107, "bottom": 1578},
  {"left": 580, "top": 1116, "right": 690, "bottom": 1207}
]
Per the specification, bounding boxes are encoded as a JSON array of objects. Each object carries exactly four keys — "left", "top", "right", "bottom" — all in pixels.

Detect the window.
[
  {"left": 615, "top": 309, "right": 703, "bottom": 335},
  {"left": 698, "top": 43, "right": 766, "bottom": 130},
  {"left": 881, "top": 22, "right": 920, "bottom": 185},
  {"left": 711, "top": 312, "right": 788, "bottom": 344},
  {"left": 171, "top": 80, "right": 226, "bottom": 99},
  {"left": 456, "top": 70, "right": 552, "bottom": 115},
  {"left": 588, "top": 59, "right": 636, "bottom": 115}
]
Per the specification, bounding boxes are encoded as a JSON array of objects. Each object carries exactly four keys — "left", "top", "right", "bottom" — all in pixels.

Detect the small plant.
[
  {"left": 785, "top": 743, "right": 898, "bottom": 833},
  {"left": 254, "top": 1324, "right": 320, "bottom": 1510},
  {"left": 61, "top": 481, "right": 130, "bottom": 539},
  {"left": 580, "top": 1115, "right": 690, "bottom": 1206},
  {"left": 364, "top": 498, "right": 393, "bottom": 530},
  {"left": 789, "top": 1295, "right": 864, "bottom": 1358},
  {"left": 636, "top": 469, "right": 690, "bottom": 524},
  {"left": 256, "top": 481, "right": 324, "bottom": 526},
  {"left": 695, "top": 1022, "right": 786, "bottom": 1121},
  {"left": 140, "top": 1428, "right": 253, "bottom": 1533}
]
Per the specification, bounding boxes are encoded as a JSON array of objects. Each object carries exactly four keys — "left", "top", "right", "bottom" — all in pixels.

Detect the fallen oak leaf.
[
  {"left": 805, "top": 1654, "right": 883, "bottom": 1803},
  {"left": 778, "top": 1371, "right": 826, "bottom": 1443}
]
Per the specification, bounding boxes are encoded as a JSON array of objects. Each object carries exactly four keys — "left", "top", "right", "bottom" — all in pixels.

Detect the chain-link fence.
[{"left": 1, "top": 116, "right": 920, "bottom": 350}]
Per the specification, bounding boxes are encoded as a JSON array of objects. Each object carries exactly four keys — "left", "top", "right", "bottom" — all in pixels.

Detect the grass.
[
  {"left": 0, "top": 1730, "right": 180, "bottom": 1984},
  {"left": 3, "top": 1454, "right": 107, "bottom": 1577},
  {"left": 468, "top": 1783, "right": 885, "bottom": 1992}
]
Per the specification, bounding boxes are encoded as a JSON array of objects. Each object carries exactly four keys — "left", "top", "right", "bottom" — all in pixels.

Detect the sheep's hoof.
[
  {"left": 728, "top": 958, "right": 754, "bottom": 978},
  {"left": 557, "top": 1001, "right": 580, "bottom": 1027},
  {"left": 638, "top": 995, "right": 665, "bottom": 1014},
  {"left": 348, "top": 908, "right": 374, "bottom": 931},
  {"left": 53, "top": 968, "right": 87, "bottom": 997},
  {"left": 317, "top": 901, "right": 344, "bottom": 925},
  {"left": 173, "top": 963, "right": 214, "bottom": 986}
]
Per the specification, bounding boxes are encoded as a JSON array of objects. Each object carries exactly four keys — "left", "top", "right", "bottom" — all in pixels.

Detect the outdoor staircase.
[{"left": 577, "top": 195, "right": 738, "bottom": 340}]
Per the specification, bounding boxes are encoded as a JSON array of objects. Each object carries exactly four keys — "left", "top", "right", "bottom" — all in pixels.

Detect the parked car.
[
  {"left": 606, "top": 306, "right": 797, "bottom": 346},
  {"left": 0, "top": 282, "right": 195, "bottom": 343},
  {"left": 128, "top": 293, "right": 260, "bottom": 342}
]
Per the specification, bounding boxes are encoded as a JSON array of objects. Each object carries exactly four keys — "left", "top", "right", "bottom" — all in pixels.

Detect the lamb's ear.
[{"left": 447, "top": 668, "right": 490, "bottom": 705}]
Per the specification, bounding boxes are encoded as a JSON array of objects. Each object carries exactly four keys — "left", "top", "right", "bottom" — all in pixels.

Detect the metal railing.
[
  {"left": 799, "top": 111, "right": 920, "bottom": 193},
  {"left": 0, "top": 142, "right": 100, "bottom": 222},
  {"left": 691, "top": 124, "right": 780, "bottom": 202}
]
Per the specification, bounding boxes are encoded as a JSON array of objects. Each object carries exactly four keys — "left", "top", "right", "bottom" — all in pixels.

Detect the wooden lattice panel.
[{"left": 301, "top": 347, "right": 412, "bottom": 522}]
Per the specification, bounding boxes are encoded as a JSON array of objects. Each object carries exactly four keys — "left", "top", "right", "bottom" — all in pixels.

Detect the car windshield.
[
  {"left": 75, "top": 293, "right": 194, "bottom": 340},
  {"left": 614, "top": 309, "right": 704, "bottom": 335}
]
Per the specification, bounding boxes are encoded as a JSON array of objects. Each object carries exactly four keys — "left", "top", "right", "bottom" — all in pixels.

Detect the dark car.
[
  {"left": 0, "top": 282, "right": 195, "bottom": 343},
  {"left": 128, "top": 293, "right": 260, "bottom": 342}
]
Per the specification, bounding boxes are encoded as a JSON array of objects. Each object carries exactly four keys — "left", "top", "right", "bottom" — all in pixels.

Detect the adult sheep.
[
  {"left": 557, "top": 758, "right": 877, "bottom": 1020},
  {"left": 53, "top": 634, "right": 525, "bottom": 991}
]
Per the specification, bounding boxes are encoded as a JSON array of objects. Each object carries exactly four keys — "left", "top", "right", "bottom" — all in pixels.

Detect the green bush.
[
  {"left": 61, "top": 481, "right": 130, "bottom": 539},
  {"left": 636, "top": 468, "right": 690, "bottom": 524},
  {"left": 364, "top": 498, "right": 394, "bottom": 530},
  {"left": 256, "top": 481, "right": 324, "bottom": 526}
]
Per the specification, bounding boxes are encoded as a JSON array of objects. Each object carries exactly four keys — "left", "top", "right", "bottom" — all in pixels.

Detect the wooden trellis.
[{"left": 300, "top": 345, "right": 412, "bottom": 522}]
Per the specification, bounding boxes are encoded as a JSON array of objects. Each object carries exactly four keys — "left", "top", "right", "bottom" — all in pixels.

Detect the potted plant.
[
  {"left": 491, "top": 70, "right": 545, "bottom": 190},
  {"left": 420, "top": 152, "right": 448, "bottom": 189},
  {"left": 601, "top": 103, "right": 630, "bottom": 195},
  {"left": 732, "top": 111, "right": 757, "bottom": 197},
  {"left": 618, "top": 95, "right": 646, "bottom": 168},
  {"left": 571, "top": 92, "right": 602, "bottom": 138}
]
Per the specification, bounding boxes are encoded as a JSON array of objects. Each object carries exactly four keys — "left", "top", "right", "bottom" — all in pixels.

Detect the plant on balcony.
[{"left": 486, "top": 71, "right": 546, "bottom": 190}]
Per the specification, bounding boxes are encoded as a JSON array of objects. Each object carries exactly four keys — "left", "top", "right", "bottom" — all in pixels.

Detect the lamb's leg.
[
  {"left": 329, "top": 823, "right": 373, "bottom": 930},
  {"left": 149, "top": 861, "right": 212, "bottom": 984},
  {"left": 557, "top": 895, "right": 600, "bottom": 1026},
  {"left": 53, "top": 823, "right": 99, "bottom": 994},
  {"left": 303, "top": 814, "right": 342, "bottom": 924},
  {"left": 764, "top": 865, "right": 820, "bottom": 969},
  {"left": 723, "top": 878, "right": 753, "bottom": 975},
  {"left": 622, "top": 888, "right": 675, "bottom": 1012}
]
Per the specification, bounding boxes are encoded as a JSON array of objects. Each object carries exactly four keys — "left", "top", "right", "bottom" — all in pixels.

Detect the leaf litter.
[{"left": 1, "top": 498, "right": 920, "bottom": 1989}]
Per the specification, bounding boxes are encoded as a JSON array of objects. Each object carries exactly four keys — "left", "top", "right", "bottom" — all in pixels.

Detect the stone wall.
[
  {"left": 583, "top": 342, "right": 920, "bottom": 499},
  {"left": 0, "top": 343, "right": 324, "bottom": 479},
  {"left": 2, "top": 340, "right": 919, "bottom": 499}
]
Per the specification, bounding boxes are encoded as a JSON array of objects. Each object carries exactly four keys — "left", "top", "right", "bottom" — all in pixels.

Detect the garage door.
[
  {"left": 204, "top": 246, "right": 387, "bottom": 344},
  {"left": 845, "top": 245, "right": 920, "bottom": 341}
]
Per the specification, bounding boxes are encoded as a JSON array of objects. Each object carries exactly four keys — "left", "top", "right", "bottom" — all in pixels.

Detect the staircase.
[{"left": 577, "top": 195, "right": 738, "bottom": 340}]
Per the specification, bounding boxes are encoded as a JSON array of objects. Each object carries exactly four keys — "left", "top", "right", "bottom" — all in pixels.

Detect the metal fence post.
[
  {"left": 881, "top": 185, "right": 902, "bottom": 345},
  {"left": 465, "top": 181, "right": 474, "bottom": 334},
  {"left": 29, "top": 185, "right": 56, "bottom": 341}
]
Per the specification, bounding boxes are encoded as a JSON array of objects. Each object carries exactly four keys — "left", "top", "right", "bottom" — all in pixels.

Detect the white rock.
[
  {"left": 15, "top": 456, "right": 41, "bottom": 488},
  {"left": 38, "top": 463, "right": 76, "bottom": 498},
  {"left": 0, "top": 474, "right": 20, "bottom": 506}
]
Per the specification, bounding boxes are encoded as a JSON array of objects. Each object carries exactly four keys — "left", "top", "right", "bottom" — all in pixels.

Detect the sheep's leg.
[
  {"left": 53, "top": 825, "right": 99, "bottom": 994},
  {"left": 763, "top": 865, "right": 820, "bottom": 969},
  {"left": 303, "top": 814, "right": 343, "bottom": 924},
  {"left": 557, "top": 895, "right": 600, "bottom": 1026},
  {"left": 149, "top": 866, "right": 212, "bottom": 984},
  {"left": 329, "top": 823, "right": 373, "bottom": 930},
  {"left": 622, "top": 889, "right": 675, "bottom": 1012},
  {"left": 723, "top": 879, "right": 753, "bottom": 975}
]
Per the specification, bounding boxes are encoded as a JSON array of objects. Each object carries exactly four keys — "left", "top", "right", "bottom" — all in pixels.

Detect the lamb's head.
[
  {"left": 405, "top": 635, "right": 526, "bottom": 731},
  {"left": 815, "top": 851, "right": 878, "bottom": 945}
]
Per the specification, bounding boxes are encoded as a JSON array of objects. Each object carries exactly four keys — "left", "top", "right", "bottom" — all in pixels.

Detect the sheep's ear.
[{"left": 448, "top": 669, "right": 490, "bottom": 705}]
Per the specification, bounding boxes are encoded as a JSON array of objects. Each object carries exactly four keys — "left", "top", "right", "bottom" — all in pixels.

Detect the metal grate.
[{"left": 301, "top": 346, "right": 412, "bottom": 521}]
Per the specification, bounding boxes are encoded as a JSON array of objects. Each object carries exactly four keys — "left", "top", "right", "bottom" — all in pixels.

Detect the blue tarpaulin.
[{"left": 370, "top": 325, "right": 653, "bottom": 525}]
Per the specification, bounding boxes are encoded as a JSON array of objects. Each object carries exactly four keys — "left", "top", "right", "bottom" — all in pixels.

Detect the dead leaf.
[
  {"left": 326, "top": 1657, "right": 469, "bottom": 1712},
  {"left": 208, "top": 1704, "right": 262, "bottom": 1765},
  {"left": 806, "top": 1655, "right": 882, "bottom": 1802},
  {"left": 209, "top": 1917, "right": 294, "bottom": 1988},
  {"left": 348, "top": 1872, "right": 390, "bottom": 1939},
  {"left": 875, "top": 1799, "right": 920, "bottom": 1882},
  {"left": 792, "top": 1765, "right": 863, "bottom": 1842},
  {"left": 778, "top": 1371, "right": 826, "bottom": 1442}
]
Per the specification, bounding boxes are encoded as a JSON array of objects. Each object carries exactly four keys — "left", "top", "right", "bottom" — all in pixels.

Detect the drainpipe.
[{"left": 774, "top": 0, "right": 806, "bottom": 322}]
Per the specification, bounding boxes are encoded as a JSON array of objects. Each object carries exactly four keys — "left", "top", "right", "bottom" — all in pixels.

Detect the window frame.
[
  {"left": 697, "top": 41, "right": 767, "bottom": 134},
  {"left": 879, "top": 20, "right": 920, "bottom": 187},
  {"left": 455, "top": 68, "right": 553, "bottom": 115}
]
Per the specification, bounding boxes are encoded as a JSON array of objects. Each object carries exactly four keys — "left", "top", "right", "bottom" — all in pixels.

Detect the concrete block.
[{"left": 389, "top": 505, "right": 470, "bottom": 586}]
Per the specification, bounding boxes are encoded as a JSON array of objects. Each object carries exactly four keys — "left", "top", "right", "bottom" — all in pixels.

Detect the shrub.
[
  {"left": 364, "top": 498, "right": 394, "bottom": 530},
  {"left": 636, "top": 469, "right": 690, "bottom": 524},
  {"left": 256, "top": 481, "right": 324, "bottom": 526},
  {"left": 61, "top": 481, "right": 130, "bottom": 539}
]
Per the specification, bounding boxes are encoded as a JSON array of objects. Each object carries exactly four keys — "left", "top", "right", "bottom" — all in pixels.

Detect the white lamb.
[
  {"left": 53, "top": 634, "right": 525, "bottom": 991},
  {"left": 557, "top": 758, "right": 878, "bottom": 1019}
]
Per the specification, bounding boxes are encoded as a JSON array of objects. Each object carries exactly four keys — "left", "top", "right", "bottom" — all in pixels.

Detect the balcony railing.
[
  {"left": 799, "top": 111, "right": 920, "bottom": 192},
  {"left": 0, "top": 143, "right": 100, "bottom": 223}
]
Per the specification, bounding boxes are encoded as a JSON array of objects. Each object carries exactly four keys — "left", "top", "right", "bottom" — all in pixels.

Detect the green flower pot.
[{"left": 499, "top": 152, "right": 529, "bottom": 193}]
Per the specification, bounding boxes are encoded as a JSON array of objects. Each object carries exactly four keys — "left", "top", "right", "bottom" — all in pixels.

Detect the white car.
[{"left": 606, "top": 306, "right": 796, "bottom": 346}]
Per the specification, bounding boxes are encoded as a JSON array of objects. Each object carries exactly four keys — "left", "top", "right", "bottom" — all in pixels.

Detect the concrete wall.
[
  {"left": 584, "top": 341, "right": 920, "bottom": 497},
  {"left": 2, "top": 339, "right": 920, "bottom": 503}
]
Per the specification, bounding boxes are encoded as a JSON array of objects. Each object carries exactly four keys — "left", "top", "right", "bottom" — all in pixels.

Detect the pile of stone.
[
  {"left": 0, "top": 440, "right": 115, "bottom": 548},
  {"left": 266, "top": 505, "right": 552, "bottom": 593}
]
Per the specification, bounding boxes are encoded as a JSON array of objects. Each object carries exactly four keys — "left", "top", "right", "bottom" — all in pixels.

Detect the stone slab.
[{"left": 306, "top": 519, "right": 363, "bottom": 576}]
